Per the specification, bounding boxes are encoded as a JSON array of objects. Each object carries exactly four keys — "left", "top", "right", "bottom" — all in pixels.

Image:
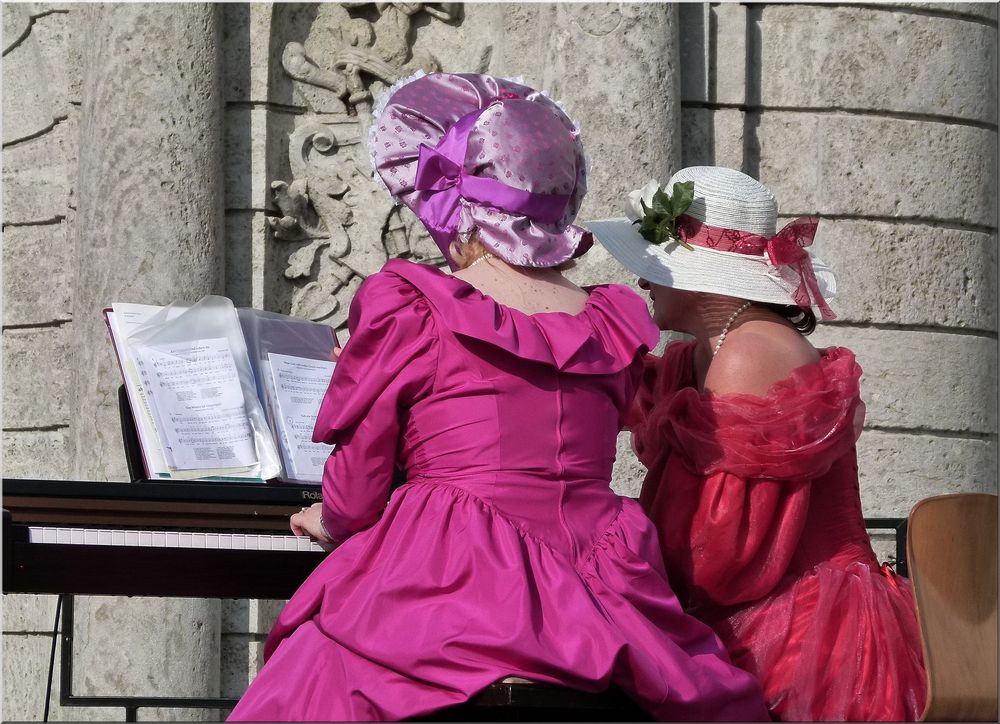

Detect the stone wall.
[
  {"left": 678, "top": 2, "right": 998, "bottom": 525},
  {"left": 2, "top": 2, "right": 997, "bottom": 721}
]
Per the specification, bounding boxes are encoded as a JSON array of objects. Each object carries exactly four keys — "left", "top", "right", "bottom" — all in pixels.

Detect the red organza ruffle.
[
  {"left": 706, "top": 561, "right": 927, "bottom": 722},
  {"left": 632, "top": 343, "right": 864, "bottom": 480}
]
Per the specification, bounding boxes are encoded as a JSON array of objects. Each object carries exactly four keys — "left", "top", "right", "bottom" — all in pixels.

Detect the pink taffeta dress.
[{"left": 228, "top": 259, "right": 768, "bottom": 722}]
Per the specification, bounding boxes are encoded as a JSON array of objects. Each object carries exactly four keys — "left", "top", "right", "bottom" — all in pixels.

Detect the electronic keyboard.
[{"left": 3, "top": 478, "right": 328, "bottom": 599}]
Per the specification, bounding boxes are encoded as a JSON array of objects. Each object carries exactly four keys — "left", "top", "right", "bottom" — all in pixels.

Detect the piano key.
[{"left": 27, "top": 526, "right": 325, "bottom": 553}]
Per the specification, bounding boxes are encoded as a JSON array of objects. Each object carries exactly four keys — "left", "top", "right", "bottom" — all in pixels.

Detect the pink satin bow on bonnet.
[{"left": 370, "top": 72, "right": 592, "bottom": 269}]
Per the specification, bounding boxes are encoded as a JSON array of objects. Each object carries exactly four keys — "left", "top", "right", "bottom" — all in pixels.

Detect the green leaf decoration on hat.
[{"left": 633, "top": 181, "right": 695, "bottom": 250}]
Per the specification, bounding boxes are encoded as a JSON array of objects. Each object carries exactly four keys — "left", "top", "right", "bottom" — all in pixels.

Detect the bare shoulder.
[{"left": 704, "top": 321, "right": 820, "bottom": 397}]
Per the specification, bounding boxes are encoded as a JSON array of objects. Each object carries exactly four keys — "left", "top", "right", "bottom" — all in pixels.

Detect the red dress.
[{"left": 629, "top": 341, "right": 927, "bottom": 721}]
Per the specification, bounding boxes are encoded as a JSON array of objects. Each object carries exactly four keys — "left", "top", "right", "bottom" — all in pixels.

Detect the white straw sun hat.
[{"left": 585, "top": 166, "right": 837, "bottom": 319}]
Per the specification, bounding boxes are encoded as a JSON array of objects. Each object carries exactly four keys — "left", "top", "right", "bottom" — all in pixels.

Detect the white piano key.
[{"left": 26, "top": 526, "right": 328, "bottom": 553}]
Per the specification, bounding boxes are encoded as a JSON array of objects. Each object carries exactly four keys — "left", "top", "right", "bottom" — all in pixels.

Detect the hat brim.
[{"left": 585, "top": 217, "right": 837, "bottom": 308}]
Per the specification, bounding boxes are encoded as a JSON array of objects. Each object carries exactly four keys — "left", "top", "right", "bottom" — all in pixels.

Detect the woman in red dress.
[{"left": 587, "top": 166, "right": 927, "bottom": 721}]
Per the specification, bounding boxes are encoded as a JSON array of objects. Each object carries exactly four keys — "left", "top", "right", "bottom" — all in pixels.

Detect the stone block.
[
  {"left": 810, "top": 326, "right": 997, "bottom": 434},
  {"left": 2, "top": 428, "right": 72, "bottom": 479},
  {"left": 222, "top": 4, "right": 273, "bottom": 103},
  {"left": 70, "top": 596, "right": 221, "bottom": 718},
  {"left": 2, "top": 110, "right": 76, "bottom": 224},
  {"left": 757, "top": 112, "right": 997, "bottom": 226},
  {"left": 681, "top": 107, "right": 745, "bottom": 170},
  {"left": 2, "top": 222, "right": 73, "bottom": 325},
  {"left": 221, "top": 598, "right": 285, "bottom": 635},
  {"left": 678, "top": 3, "right": 710, "bottom": 103},
  {"left": 898, "top": 3, "right": 998, "bottom": 21},
  {"left": 566, "top": 241, "right": 641, "bottom": 290},
  {"left": 3, "top": 632, "right": 121, "bottom": 721},
  {"left": 2, "top": 594, "right": 59, "bottom": 633},
  {"left": 2, "top": 325, "right": 73, "bottom": 428},
  {"left": 713, "top": 2, "right": 747, "bottom": 106},
  {"left": 611, "top": 430, "right": 644, "bottom": 499},
  {"left": 225, "top": 210, "right": 270, "bottom": 309},
  {"left": 29, "top": 9, "right": 72, "bottom": 113},
  {"left": 222, "top": 599, "right": 249, "bottom": 634},
  {"left": 2, "top": 6, "right": 58, "bottom": 145},
  {"left": 138, "top": 706, "right": 221, "bottom": 722},
  {"left": 759, "top": 5, "right": 997, "bottom": 124},
  {"left": 221, "top": 634, "right": 266, "bottom": 699},
  {"left": 253, "top": 599, "right": 284, "bottom": 635},
  {"left": 857, "top": 429, "right": 997, "bottom": 517},
  {"left": 3, "top": 2, "right": 31, "bottom": 46},
  {"left": 225, "top": 106, "right": 277, "bottom": 211},
  {"left": 813, "top": 219, "right": 997, "bottom": 330},
  {"left": 869, "top": 532, "right": 903, "bottom": 569}
]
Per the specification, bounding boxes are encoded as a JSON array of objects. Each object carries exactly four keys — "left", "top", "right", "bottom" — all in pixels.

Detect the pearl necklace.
[
  {"left": 467, "top": 252, "right": 495, "bottom": 269},
  {"left": 713, "top": 301, "right": 752, "bottom": 356}
]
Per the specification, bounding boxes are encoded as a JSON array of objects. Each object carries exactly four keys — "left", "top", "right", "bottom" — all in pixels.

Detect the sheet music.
[
  {"left": 264, "top": 353, "right": 336, "bottom": 482},
  {"left": 109, "top": 304, "right": 186, "bottom": 477},
  {"left": 132, "top": 337, "right": 258, "bottom": 471}
]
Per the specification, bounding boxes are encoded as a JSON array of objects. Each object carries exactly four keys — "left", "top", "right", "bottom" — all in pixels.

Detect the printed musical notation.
[
  {"left": 133, "top": 337, "right": 258, "bottom": 471},
  {"left": 264, "top": 353, "right": 336, "bottom": 483}
]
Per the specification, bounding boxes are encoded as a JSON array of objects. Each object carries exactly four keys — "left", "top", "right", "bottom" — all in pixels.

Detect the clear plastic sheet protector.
[
  {"left": 238, "top": 309, "right": 339, "bottom": 484},
  {"left": 126, "top": 296, "right": 282, "bottom": 483}
]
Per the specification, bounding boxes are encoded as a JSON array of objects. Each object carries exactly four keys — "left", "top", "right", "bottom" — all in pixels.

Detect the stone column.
[
  {"left": 72, "top": 2, "right": 226, "bottom": 481},
  {"left": 69, "top": 4, "right": 224, "bottom": 719}
]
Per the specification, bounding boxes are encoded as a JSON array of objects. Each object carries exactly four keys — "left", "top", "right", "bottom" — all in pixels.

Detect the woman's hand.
[{"left": 291, "top": 502, "right": 334, "bottom": 547}]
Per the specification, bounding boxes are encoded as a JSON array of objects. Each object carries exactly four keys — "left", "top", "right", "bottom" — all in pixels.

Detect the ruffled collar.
[
  {"left": 659, "top": 341, "right": 861, "bottom": 405},
  {"left": 381, "top": 259, "right": 659, "bottom": 374},
  {"left": 642, "top": 341, "right": 864, "bottom": 479}
]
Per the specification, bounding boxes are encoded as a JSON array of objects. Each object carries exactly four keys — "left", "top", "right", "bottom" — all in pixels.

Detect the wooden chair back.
[{"left": 907, "top": 493, "right": 998, "bottom": 721}]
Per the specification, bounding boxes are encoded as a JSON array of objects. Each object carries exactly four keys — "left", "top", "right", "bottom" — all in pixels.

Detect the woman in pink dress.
[
  {"left": 588, "top": 166, "right": 928, "bottom": 721},
  {"left": 228, "top": 75, "right": 768, "bottom": 721}
]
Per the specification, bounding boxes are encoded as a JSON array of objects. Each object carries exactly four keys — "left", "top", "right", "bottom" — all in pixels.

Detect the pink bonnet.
[{"left": 369, "top": 72, "right": 592, "bottom": 269}]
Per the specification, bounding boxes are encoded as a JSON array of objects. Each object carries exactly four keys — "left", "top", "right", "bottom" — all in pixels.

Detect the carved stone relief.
[{"left": 269, "top": 2, "right": 460, "bottom": 327}]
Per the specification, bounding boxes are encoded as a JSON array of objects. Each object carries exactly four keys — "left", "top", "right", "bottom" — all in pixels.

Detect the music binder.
[{"left": 104, "top": 296, "right": 338, "bottom": 485}]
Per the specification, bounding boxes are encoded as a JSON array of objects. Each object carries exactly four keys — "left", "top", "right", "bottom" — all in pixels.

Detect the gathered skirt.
[{"left": 228, "top": 481, "right": 768, "bottom": 721}]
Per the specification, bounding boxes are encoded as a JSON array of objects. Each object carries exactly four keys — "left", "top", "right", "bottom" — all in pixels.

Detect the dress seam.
[
  {"left": 403, "top": 479, "right": 580, "bottom": 565},
  {"left": 579, "top": 498, "right": 626, "bottom": 571},
  {"left": 405, "top": 479, "right": 627, "bottom": 576}
]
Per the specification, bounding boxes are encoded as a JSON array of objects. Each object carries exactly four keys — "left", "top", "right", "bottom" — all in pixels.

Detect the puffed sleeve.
[
  {"left": 627, "top": 342, "right": 693, "bottom": 470},
  {"left": 311, "top": 271, "right": 437, "bottom": 544},
  {"left": 632, "top": 347, "right": 864, "bottom": 608},
  {"left": 646, "top": 463, "right": 812, "bottom": 608}
]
